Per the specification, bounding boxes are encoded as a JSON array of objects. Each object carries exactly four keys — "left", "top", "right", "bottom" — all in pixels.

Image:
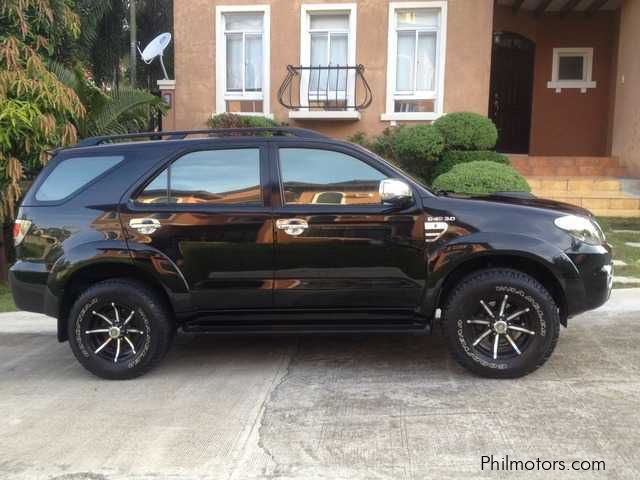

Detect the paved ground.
[{"left": 1, "top": 290, "right": 639, "bottom": 480}]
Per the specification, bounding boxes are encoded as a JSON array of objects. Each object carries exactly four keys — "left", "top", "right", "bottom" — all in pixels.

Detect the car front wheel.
[
  {"left": 68, "top": 279, "right": 174, "bottom": 380},
  {"left": 443, "top": 268, "right": 560, "bottom": 378}
]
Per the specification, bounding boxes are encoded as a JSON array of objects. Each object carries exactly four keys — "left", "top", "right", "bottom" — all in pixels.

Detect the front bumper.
[{"left": 565, "top": 243, "right": 613, "bottom": 317}]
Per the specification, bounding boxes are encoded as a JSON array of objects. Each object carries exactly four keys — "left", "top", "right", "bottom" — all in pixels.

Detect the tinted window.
[
  {"left": 36, "top": 155, "right": 124, "bottom": 201},
  {"left": 137, "top": 149, "right": 261, "bottom": 205},
  {"left": 279, "top": 148, "right": 386, "bottom": 205}
]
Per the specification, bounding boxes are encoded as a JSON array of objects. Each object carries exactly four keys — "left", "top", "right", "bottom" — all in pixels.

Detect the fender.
[
  {"left": 48, "top": 239, "right": 191, "bottom": 310},
  {"left": 422, "top": 231, "right": 584, "bottom": 317},
  {"left": 48, "top": 240, "right": 133, "bottom": 297}
]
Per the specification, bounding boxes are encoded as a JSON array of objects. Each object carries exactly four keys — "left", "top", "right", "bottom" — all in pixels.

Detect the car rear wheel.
[
  {"left": 442, "top": 268, "right": 560, "bottom": 378},
  {"left": 68, "top": 279, "right": 173, "bottom": 380}
]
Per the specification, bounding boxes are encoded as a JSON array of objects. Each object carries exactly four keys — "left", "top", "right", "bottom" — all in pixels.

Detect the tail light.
[{"left": 13, "top": 219, "right": 32, "bottom": 246}]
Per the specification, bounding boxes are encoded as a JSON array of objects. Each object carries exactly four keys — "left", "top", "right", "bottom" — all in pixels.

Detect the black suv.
[{"left": 10, "top": 128, "right": 613, "bottom": 380}]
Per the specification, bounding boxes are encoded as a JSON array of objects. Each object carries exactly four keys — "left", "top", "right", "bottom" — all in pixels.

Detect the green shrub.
[
  {"left": 207, "top": 113, "right": 280, "bottom": 129},
  {"left": 392, "top": 124, "right": 445, "bottom": 178},
  {"left": 433, "top": 112, "right": 498, "bottom": 151},
  {"left": 432, "top": 161, "right": 530, "bottom": 195},
  {"left": 347, "top": 131, "right": 370, "bottom": 148},
  {"left": 371, "top": 127, "right": 399, "bottom": 161},
  {"left": 347, "top": 127, "right": 398, "bottom": 161},
  {"left": 432, "top": 150, "right": 510, "bottom": 180}
]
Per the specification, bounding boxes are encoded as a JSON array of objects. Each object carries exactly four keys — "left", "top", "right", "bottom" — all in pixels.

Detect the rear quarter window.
[{"left": 35, "top": 155, "right": 124, "bottom": 201}]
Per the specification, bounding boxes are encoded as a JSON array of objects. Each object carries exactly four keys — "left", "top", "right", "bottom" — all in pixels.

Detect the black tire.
[
  {"left": 442, "top": 269, "right": 560, "bottom": 379},
  {"left": 67, "top": 279, "right": 174, "bottom": 380}
]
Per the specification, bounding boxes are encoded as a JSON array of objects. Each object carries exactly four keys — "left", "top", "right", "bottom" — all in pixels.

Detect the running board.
[{"left": 181, "top": 308, "right": 431, "bottom": 334}]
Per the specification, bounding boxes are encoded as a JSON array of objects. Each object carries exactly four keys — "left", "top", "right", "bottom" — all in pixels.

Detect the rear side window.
[
  {"left": 136, "top": 148, "right": 262, "bottom": 205},
  {"left": 36, "top": 155, "right": 124, "bottom": 201}
]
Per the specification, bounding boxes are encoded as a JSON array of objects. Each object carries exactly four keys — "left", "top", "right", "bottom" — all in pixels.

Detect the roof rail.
[{"left": 75, "top": 127, "right": 327, "bottom": 147}]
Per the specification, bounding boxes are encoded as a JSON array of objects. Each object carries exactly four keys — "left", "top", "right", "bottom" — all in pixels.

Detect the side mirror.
[{"left": 379, "top": 179, "right": 413, "bottom": 207}]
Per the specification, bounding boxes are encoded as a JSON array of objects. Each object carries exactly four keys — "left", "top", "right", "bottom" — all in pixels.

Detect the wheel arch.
[
  {"left": 56, "top": 261, "right": 178, "bottom": 342},
  {"left": 432, "top": 253, "right": 569, "bottom": 327}
]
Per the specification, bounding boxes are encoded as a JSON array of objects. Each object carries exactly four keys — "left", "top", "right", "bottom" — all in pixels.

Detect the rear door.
[
  {"left": 120, "top": 142, "right": 273, "bottom": 311},
  {"left": 272, "top": 144, "right": 426, "bottom": 310}
]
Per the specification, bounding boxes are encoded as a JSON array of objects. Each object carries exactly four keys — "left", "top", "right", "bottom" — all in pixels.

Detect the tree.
[
  {"left": 0, "top": 0, "right": 85, "bottom": 220},
  {"left": 50, "top": 63, "right": 168, "bottom": 137},
  {"left": 75, "top": 0, "right": 174, "bottom": 90},
  {"left": 86, "top": 0, "right": 128, "bottom": 88}
]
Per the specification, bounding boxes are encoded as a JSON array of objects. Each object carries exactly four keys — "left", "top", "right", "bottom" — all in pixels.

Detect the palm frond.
[
  {"left": 47, "top": 60, "right": 80, "bottom": 91},
  {"left": 76, "top": 0, "right": 115, "bottom": 51},
  {"left": 88, "top": 87, "right": 166, "bottom": 137}
]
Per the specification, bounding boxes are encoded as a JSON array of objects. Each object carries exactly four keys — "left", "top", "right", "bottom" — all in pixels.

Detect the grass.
[
  {"left": 0, "top": 282, "right": 16, "bottom": 313},
  {"left": 597, "top": 217, "right": 640, "bottom": 289}
]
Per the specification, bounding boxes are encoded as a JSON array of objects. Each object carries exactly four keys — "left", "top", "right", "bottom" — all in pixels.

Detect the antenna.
[{"left": 138, "top": 32, "right": 172, "bottom": 80}]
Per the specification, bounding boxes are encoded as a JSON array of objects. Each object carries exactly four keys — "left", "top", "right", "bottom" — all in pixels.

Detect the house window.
[
  {"left": 215, "top": 6, "right": 271, "bottom": 116},
  {"left": 548, "top": 48, "right": 596, "bottom": 93},
  {"left": 300, "top": 4, "right": 357, "bottom": 111},
  {"left": 382, "top": 1, "right": 447, "bottom": 122}
]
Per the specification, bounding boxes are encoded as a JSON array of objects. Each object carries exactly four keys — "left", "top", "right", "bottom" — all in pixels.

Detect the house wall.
[
  {"left": 172, "top": 0, "right": 494, "bottom": 138},
  {"left": 612, "top": 0, "right": 640, "bottom": 177},
  {"left": 493, "top": 6, "right": 619, "bottom": 157}
]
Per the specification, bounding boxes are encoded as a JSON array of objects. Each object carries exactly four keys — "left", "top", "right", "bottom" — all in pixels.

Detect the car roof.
[{"left": 55, "top": 127, "right": 353, "bottom": 156}]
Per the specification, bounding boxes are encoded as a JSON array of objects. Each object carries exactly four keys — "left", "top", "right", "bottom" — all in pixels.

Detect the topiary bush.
[
  {"left": 433, "top": 112, "right": 498, "bottom": 151},
  {"left": 432, "top": 161, "right": 530, "bottom": 195},
  {"left": 432, "top": 150, "right": 510, "bottom": 180},
  {"left": 208, "top": 112, "right": 280, "bottom": 129},
  {"left": 392, "top": 124, "right": 445, "bottom": 179}
]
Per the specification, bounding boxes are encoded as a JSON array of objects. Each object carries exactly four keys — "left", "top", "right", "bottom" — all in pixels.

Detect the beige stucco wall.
[
  {"left": 172, "top": 0, "right": 494, "bottom": 138},
  {"left": 612, "top": 0, "right": 640, "bottom": 177}
]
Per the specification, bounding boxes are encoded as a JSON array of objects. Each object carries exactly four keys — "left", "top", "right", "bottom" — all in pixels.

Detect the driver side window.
[{"left": 279, "top": 148, "right": 387, "bottom": 205}]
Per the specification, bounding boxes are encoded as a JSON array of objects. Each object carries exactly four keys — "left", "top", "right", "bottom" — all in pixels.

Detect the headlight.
[{"left": 554, "top": 215, "right": 605, "bottom": 245}]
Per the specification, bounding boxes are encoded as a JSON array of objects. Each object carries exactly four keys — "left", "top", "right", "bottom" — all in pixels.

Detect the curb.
[{"left": 593, "top": 288, "right": 640, "bottom": 313}]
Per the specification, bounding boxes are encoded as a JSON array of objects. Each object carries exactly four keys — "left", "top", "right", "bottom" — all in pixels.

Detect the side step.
[{"left": 182, "top": 309, "right": 431, "bottom": 334}]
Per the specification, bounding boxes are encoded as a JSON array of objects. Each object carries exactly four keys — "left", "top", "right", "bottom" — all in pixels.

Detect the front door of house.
[{"left": 489, "top": 32, "right": 535, "bottom": 154}]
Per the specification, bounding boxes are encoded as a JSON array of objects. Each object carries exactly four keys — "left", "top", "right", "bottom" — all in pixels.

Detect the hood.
[{"left": 435, "top": 192, "right": 592, "bottom": 217}]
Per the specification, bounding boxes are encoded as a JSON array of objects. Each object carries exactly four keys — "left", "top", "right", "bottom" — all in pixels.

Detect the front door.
[
  {"left": 489, "top": 31, "right": 535, "bottom": 154},
  {"left": 121, "top": 144, "right": 273, "bottom": 310},
  {"left": 272, "top": 145, "right": 426, "bottom": 311}
]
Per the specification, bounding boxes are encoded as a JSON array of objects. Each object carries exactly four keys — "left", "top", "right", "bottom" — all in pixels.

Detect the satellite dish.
[{"left": 138, "top": 32, "right": 172, "bottom": 80}]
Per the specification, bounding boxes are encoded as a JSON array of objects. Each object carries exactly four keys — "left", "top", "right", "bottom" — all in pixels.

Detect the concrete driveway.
[{"left": 1, "top": 290, "right": 639, "bottom": 480}]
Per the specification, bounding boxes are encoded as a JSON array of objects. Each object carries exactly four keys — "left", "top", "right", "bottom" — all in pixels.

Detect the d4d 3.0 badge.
[{"left": 424, "top": 216, "right": 455, "bottom": 242}]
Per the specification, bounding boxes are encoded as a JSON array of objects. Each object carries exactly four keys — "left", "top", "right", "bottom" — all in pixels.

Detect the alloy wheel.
[
  {"left": 82, "top": 302, "right": 148, "bottom": 364},
  {"left": 462, "top": 294, "right": 537, "bottom": 361}
]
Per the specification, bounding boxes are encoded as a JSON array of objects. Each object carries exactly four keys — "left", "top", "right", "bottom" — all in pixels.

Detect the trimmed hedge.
[
  {"left": 392, "top": 124, "right": 445, "bottom": 178},
  {"left": 207, "top": 113, "right": 280, "bottom": 129},
  {"left": 433, "top": 112, "right": 498, "bottom": 151},
  {"left": 432, "top": 150, "right": 510, "bottom": 180},
  {"left": 432, "top": 161, "right": 530, "bottom": 195}
]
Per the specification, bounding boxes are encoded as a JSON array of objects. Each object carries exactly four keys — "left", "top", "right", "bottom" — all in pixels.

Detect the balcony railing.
[{"left": 278, "top": 65, "right": 373, "bottom": 119}]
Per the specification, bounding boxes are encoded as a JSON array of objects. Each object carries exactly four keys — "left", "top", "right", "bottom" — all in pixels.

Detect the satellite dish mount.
[{"left": 138, "top": 32, "right": 172, "bottom": 80}]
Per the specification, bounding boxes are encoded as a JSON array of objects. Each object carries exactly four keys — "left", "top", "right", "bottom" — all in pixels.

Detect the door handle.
[
  {"left": 276, "top": 218, "right": 308, "bottom": 237},
  {"left": 129, "top": 218, "right": 161, "bottom": 234}
]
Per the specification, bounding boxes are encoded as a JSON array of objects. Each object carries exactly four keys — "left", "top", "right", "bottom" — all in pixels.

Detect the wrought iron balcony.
[{"left": 277, "top": 65, "right": 373, "bottom": 120}]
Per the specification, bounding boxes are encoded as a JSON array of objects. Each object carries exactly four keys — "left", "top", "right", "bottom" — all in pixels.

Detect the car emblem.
[{"left": 424, "top": 221, "right": 449, "bottom": 242}]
